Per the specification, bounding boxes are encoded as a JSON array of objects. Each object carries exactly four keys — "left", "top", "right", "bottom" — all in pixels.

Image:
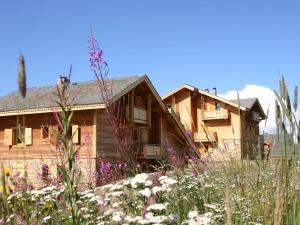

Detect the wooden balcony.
[
  {"left": 126, "top": 105, "right": 147, "bottom": 124},
  {"left": 134, "top": 107, "right": 147, "bottom": 124},
  {"left": 143, "top": 144, "right": 161, "bottom": 159},
  {"left": 201, "top": 109, "right": 228, "bottom": 120},
  {"left": 193, "top": 131, "right": 214, "bottom": 142}
]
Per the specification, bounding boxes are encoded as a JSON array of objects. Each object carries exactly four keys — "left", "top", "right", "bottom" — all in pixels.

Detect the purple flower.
[
  {"left": 185, "top": 130, "right": 193, "bottom": 138},
  {"left": 84, "top": 133, "right": 92, "bottom": 145},
  {"left": 88, "top": 33, "right": 108, "bottom": 69},
  {"left": 166, "top": 141, "right": 184, "bottom": 168}
]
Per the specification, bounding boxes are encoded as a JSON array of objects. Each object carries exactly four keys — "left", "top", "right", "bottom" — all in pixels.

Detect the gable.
[
  {"left": 163, "top": 84, "right": 248, "bottom": 111},
  {"left": 163, "top": 84, "right": 266, "bottom": 119}
]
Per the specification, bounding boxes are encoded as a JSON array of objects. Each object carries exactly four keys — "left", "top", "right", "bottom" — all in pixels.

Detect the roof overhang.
[{"left": 0, "top": 103, "right": 105, "bottom": 117}]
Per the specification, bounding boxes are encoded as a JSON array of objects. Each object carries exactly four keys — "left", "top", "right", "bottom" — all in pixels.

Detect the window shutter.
[
  {"left": 72, "top": 125, "right": 79, "bottom": 144},
  {"left": 4, "top": 129, "right": 13, "bottom": 146},
  {"left": 25, "top": 128, "right": 32, "bottom": 145}
]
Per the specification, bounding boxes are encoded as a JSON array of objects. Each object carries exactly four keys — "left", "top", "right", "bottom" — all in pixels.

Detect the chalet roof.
[
  {"left": 0, "top": 75, "right": 144, "bottom": 115},
  {"left": 228, "top": 98, "right": 257, "bottom": 109},
  {"left": 162, "top": 84, "right": 266, "bottom": 118}
]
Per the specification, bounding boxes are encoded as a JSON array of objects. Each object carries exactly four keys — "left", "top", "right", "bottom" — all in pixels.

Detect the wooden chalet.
[
  {"left": 0, "top": 75, "right": 190, "bottom": 180},
  {"left": 162, "top": 84, "right": 266, "bottom": 160}
]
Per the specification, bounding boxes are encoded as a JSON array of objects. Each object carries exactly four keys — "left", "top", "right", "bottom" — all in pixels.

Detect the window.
[
  {"left": 13, "top": 127, "right": 25, "bottom": 145},
  {"left": 41, "top": 126, "right": 50, "bottom": 141},
  {"left": 4, "top": 127, "right": 32, "bottom": 146},
  {"left": 215, "top": 103, "right": 221, "bottom": 111}
]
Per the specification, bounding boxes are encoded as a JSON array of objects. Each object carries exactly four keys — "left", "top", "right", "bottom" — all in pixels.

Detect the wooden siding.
[
  {"left": 96, "top": 109, "right": 120, "bottom": 158},
  {"left": 0, "top": 111, "right": 94, "bottom": 159},
  {"left": 164, "top": 88, "right": 193, "bottom": 130},
  {"left": 163, "top": 88, "right": 261, "bottom": 160},
  {"left": 161, "top": 113, "right": 185, "bottom": 158}
]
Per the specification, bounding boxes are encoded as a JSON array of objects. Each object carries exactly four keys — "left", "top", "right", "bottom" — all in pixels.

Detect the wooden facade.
[
  {"left": 163, "top": 85, "right": 266, "bottom": 160},
  {"left": 0, "top": 76, "right": 190, "bottom": 184}
]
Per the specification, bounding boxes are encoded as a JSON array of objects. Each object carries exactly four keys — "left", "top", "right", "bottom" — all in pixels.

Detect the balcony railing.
[
  {"left": 133, "top": 107, "right": 147, "bottom": 124},
  {"left": 201, "top": 109, "right": 228, "bottom": 120},
  {"left": 126, "top": 105, "right": 147, "bottom": 124},
  {"left": 193, "top": 132, "right": 214, "bottom": 142},
  {"left": 143, "top": 144, "right": 161, "bottom": 159}
]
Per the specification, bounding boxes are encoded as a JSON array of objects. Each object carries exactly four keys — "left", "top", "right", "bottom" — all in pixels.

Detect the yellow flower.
[{"left": 44, "top": 201, "right": 53, "bottom": 209}]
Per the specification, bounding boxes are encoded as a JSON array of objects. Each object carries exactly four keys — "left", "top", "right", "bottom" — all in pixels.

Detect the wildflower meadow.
[{"left": 0, "top": 33, "right": 299, "bottom": 225}]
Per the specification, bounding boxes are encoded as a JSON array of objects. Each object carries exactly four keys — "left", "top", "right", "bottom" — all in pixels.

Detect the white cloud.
[{"left": 220, "top": 85, "right": 276, "bottom": 134}]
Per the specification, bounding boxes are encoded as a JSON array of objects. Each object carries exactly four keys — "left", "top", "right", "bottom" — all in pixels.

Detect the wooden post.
[
  {"left": 159, "top": 112, "right": 163, "bottom": 156},
  {"left": 93, "top": 110, "right": 98, "bottom": 159},
  {"left": 16, "top": 115, "right": 19, "bottom": 128},
  {"left": 240, "top": 112, "right": 244, "bottom": 160},
  {"left": 172, "top": 95, "right": 176, "bottom": 111},
  {"left": 147, "top": 94, "right": 151, "bottom": 128},
  {"left": 189, "top": 91, "right": 192, "bottom": 130},
  {"left": 23, "top": 115, "right": 25, "bottom": 127},
  {"left": 131, "top": 89, "right": 135, "bottom": 126}
]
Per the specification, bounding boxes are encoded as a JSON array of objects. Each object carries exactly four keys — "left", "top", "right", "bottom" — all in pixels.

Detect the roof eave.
[{"left": 0, "top": 103, "right": 106, "bottom": 117}]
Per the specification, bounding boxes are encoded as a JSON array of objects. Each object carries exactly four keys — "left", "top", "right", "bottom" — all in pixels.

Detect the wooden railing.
[
  {"left": 125, "top": 105, "right": 147, "bottom": 124},
  {"left": 201, "top": 109, "right": 228, "bottom": 120},
  {"left": 193, "top": 131, "right": 214, "bottom": 142},
  {"left": 143, "top": 144, "right": 161, "bottom": 159},
  {"left": 133, "top": 106, "right": 147, "bottom": 124}
]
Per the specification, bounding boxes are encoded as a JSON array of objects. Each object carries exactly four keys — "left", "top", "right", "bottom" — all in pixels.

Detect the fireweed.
[
  {"left": 88, "top": 32, "right": 134, "bottom": 169},
  {"left": 95, "top": 159, "right": 128, "bottom": 185},
  {"left": 166, "top": 141, "right": 187, "bottom": 170}
]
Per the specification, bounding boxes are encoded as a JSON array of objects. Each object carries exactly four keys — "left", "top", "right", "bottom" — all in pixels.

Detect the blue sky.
[{"left": 0, "top": 0, "right": 299, "bottom": 98}]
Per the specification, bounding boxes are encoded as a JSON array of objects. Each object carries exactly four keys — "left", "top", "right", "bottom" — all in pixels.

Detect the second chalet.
[{"left": 163, "top": 84, "right": 266, "bottom": 160}]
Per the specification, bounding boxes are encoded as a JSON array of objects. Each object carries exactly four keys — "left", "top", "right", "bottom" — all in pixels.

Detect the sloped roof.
[
  {"left": 0, "top": 76, "right": 142, "bottom": 114},
  {"left": 228, "top": 98, "right": 258, "bottom": 110},
  {"left": 229, "top": 98, "right": 266, "bottom": 119}
]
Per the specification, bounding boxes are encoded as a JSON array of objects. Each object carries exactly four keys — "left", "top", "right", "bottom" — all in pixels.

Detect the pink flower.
[
  {"left": 84, "top": 133, "right": 92, "bottom": 145},
  {"left": 88, "top": 32, "right": 108, "bottom": 69}
]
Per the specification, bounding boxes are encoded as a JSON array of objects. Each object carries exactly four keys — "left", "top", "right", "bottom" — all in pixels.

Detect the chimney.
[
  {"left": 57, "top": 75, "right": 70, "bottom": 85},
  {"left": 212, "top": 87, "right": 217, "bottom": 95},
  {"left": 204, "top": 88, "right": 209, "bottom": 92}
]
